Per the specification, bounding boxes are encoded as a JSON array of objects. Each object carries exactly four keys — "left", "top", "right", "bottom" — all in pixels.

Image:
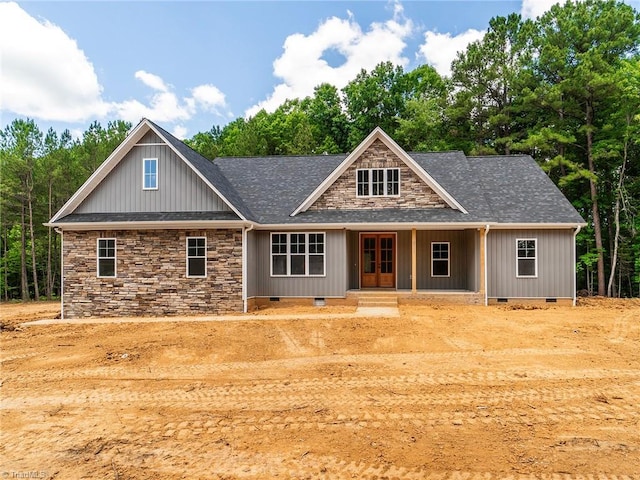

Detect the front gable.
[
  {"left": 50, "top": 119, "right": 245, "bottom": 224},
  {"left": 74, "top": 130, "right": 231, "bottom": 214},
  {"left": 309, "top": 138, "right": 448, "bottom": 211},
  {"left": 292, "top": 127, "right": 466, "bottom": 216}
]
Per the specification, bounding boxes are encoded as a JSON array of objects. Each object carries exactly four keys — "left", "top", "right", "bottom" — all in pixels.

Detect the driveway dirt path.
[{"left": 1, "top": 299, "right": 639, "bottom": 479}]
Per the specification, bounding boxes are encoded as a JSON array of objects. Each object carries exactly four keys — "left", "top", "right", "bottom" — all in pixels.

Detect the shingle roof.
[
  {"left": 64, "top": 120, "right": 582, "bottom": 227},
  {"left": 466, "top": 156, "right": 585, "bottom": 224},
  {"left": 213, "top": 150, "right": 584, "bottom": 225},
  {"left": 148, "top": 121, "right": 255, "bottom": 221},
  {"left": 214, "top": 155, "right": 347, "bottom": 224}
]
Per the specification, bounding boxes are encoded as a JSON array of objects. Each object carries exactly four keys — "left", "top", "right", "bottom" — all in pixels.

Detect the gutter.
[
  {"left": 572, "top": 225, "right": 582, "bottom": 307},
  {"left": 44, "top": 220, "right": 249, "bottom": 231}
]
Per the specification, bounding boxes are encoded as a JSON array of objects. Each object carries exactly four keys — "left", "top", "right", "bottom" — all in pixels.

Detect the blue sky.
[{"left": 1, "top": 0, "right": 639, "bottom": 140}]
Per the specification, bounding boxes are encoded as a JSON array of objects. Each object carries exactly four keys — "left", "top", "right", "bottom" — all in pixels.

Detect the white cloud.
[
  {"left": 0, "top": 2, "right": 109, "bottom": 122},
  {"left": 245, "top": 2, "right": 413, "bottom": 117},
  {"left": 520, "top": 0, "right": 564, "bottom": 19},
  {"left": 191, "top": 85, "right": 228, "bottom": 114},
  {"left": 172, "top": 125, "right": 188, "bottom": 140},
  {"left": 0, "top": 3, "right": 230, "bottom": 128},
  {"left": 418, "top": 29, "right": 486, "bottom": 78},
  {"left": 134, "top": 70, "right": 169, "bottom": 92}
]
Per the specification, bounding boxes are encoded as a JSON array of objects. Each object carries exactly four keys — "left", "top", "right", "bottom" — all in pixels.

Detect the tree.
[
  {"left": 343, "top": 62, "right": 408, "bottom": 147},
  {"left": 449, "top": 13, "right": 535, "bottom": 155},
  {"left": 0, "top": 119, "right": 43, "bottom": 300},
  {"left": 533, "top": 0, "right": 640, "bottom": 296}
]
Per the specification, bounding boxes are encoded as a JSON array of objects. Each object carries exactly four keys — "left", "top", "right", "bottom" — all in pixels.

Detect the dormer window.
[
  {"left": 357, "top": 168, "right": 399, "bottom": 197},
  {"left": 143, "top": 158, "right": 158, "bottom": 190}
]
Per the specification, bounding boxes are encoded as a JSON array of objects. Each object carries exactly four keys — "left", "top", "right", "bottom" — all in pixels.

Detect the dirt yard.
[{"left": 1, "top": 299, "right": 639, "bottom": 479}]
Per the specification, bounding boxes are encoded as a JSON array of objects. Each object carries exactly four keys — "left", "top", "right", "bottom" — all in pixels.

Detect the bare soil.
[{"left": 1, "top": 299, "right": 639, "bottom": 479}]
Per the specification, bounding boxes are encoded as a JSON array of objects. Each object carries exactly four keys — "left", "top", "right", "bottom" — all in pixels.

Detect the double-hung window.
[
  {"left": 143, "top": 158, "right": 158, "bottom": 190},
  {"left": 516, "top": 239, "right": 537, "bottom": 278},
  {"left": 431, "top": 242, "right": 450, "bottom": 277},
  {"left": 97, "top": 238, "right": 116, "bottom": 277},
  {"left": 187, "top": 237, "right": 206, "bottom": 277},
  {"left": 357, "top": 168, "right": 399, "bottom": 197},
  {"left": 271, "top": 233, "right": 325, "bottom": 276}
]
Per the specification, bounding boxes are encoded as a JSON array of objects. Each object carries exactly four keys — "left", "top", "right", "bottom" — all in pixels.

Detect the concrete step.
[{"left": 357, "top": 295, "right": 398, "bottom": 308}]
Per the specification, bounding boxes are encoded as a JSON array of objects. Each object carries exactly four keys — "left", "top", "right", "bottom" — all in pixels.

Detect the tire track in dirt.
[
  {"left": 2, "top": 381, "right": 636, "bottom": 412},
  {"left": 0, "top": 347, "right": 589, "bottom": 381},
  {"left": 609, "top": 310, "right": 639, "bottom": 344}
]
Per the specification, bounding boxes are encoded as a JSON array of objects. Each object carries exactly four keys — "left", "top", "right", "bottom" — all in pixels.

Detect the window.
[
  {"left": 356, "top": 168, "right": 400, "bottom": 197},
  {"left": 97, "top": 238, "right": 116, "bottom": 277},
  {"left": 143, "top": 158, "right": 158, "bottom": 190},
  {"left": 431, "top": 242, "right": 450, "bottom": 277},
  {"left": 187, "top": 237, "right": 206, "bottom": 277},
  {"left": 271, "top": 233, "right": 325, "bottom": 276},
  {"left": 516, "top": 239, "right": 537, "bottom": 277}
]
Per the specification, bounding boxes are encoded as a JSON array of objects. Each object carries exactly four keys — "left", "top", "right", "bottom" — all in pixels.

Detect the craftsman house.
[{"left": 48, "top": 119, "right": 586, "bottom": 318}]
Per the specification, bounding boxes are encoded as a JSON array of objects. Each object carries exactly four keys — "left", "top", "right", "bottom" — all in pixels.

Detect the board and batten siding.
[
  {"left": 245, "top": 229, "right": 258, "bottom": 298},
  {"left": 252, "top": 230, "right": 347, "bottom": 298},
  {"left": 416, "top": 230, "right": 473, "bottom": 290},
  {"left": 75, "top": 138, "right": 230, "bottom": 214},
  {"left": 347, "top": 229, "right": 479, "bottom": 291},
  {"left": 487, "top": 229, "right": 575, "bottom": 299}
]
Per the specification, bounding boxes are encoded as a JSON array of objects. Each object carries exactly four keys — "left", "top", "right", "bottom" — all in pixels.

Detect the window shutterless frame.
[
  {"left": 516, "top": 238, "right": 537, "bottom": 278},
  {"left": 270, "top": 232, "right": 326, "bottom": 277},
  {"left": 186, "top": 237, "right": 207, "bottom": 278},
  {"left": 97, "top": 238, "right": 116, "bottom": 278},
  {"left": 356, "top": 168, "right": 400, "bottom": 197},
  {"left": 143, "top": 158, "right": 158, "bottom": 190},
  {"left": 431, "top": 242, "right": 450, "bottom": 277}
]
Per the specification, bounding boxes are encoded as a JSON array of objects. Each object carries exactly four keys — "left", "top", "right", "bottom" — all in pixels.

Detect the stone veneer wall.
[
  {"left": 63, "top": 229, "right": 243, "bottom": 318},
  {"left": 310, "top": 139, "right": 448, "bottom": 210}
]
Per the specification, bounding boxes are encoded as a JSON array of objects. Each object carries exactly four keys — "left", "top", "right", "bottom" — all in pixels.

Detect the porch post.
[{"left": 411, "top": 228, "right": 417, "bottom": 294}]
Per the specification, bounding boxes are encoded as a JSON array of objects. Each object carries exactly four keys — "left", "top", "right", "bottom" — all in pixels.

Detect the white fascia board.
[
  {"left": 375, "top": 129, "right": 468, "bottom": 214},
  {"left": 290, "top": 126, "right": 467, "bottom": 216},
  {"left": 49, "top": 120, "right": 149, "bottom": 223},
  {"left": 47, "top": 220, "right": 250, "bottom": 231},
  {"left": 490, "top": 223, "right": 587, "bottom": 230},
  {"left": 253, "top": 222, "right": 492, "bottom": 231},
  {"left": 290, "top": 128, "right": 381, "bottom": 216},
  {"left": 146, "top": 123, "right": 247, "bottom": 221}
]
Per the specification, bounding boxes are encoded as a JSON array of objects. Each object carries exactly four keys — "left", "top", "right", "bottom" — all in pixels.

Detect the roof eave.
[
  {"left": 46, "top": 220, "right": 250, "bottom": 231},
  {"left": 490, "top": 222, "right": 587, "bottom": 229}
]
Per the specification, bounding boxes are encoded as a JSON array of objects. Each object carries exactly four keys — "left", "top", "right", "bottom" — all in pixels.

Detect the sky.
[{"left": 1, "top": 0, "right": 639, "bottom": 140}]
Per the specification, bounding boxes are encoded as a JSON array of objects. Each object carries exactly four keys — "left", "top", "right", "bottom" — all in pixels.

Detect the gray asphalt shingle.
[{"left": 60, "top": 121, "right": 584, "bottom": 227}]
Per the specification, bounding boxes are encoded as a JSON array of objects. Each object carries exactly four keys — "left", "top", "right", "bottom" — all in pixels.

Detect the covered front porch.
[{"left": 345, "top": 228, "right": 488, "bottom": 302}]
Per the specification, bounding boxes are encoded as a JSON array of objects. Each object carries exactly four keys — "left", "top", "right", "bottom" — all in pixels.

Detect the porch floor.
[{"left": 347, "top": 289, "right": 483, "bottom": 306}]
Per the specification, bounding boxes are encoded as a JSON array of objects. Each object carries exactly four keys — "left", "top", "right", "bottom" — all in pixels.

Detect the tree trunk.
[
  {"left": 585, "top": 99, "right": 606, "bottom": 296},
  {"left": 27, "top": 172, "right": 40, "bottom": 301},
  {"left": 607, "top": 121, "right": 629, "bottom": 298},
  {"left": 3, "top": 226, "right": 8, "bottom": 301},
  {"left": 46, "top": 179, "right": 53, "bottom": 300},
  {"left": 20, "top": 204, "right": 29, "bottom": 301}
]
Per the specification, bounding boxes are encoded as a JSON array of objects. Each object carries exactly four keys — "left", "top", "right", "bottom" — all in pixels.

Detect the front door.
[{"left": 361, "top": 233, "right": 395, "bottom": 288}]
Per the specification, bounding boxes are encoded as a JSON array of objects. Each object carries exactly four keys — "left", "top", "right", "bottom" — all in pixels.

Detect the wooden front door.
[{"left": 361, "top": 234, "right": 395, "bottom": 288}]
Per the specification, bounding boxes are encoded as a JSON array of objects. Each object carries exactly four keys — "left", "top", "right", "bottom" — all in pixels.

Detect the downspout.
[
  {"left": 55, "top": 228, "right": 64, "bottom": 320},
  {"left": 484, "top": 224, "right": 490, "bottom": 306},
  {"left": 242, "top": 223, "right": 254, "bottom": 313},
  {"left": 572, "top": 225, "right": 581, "bottom": 307}
]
